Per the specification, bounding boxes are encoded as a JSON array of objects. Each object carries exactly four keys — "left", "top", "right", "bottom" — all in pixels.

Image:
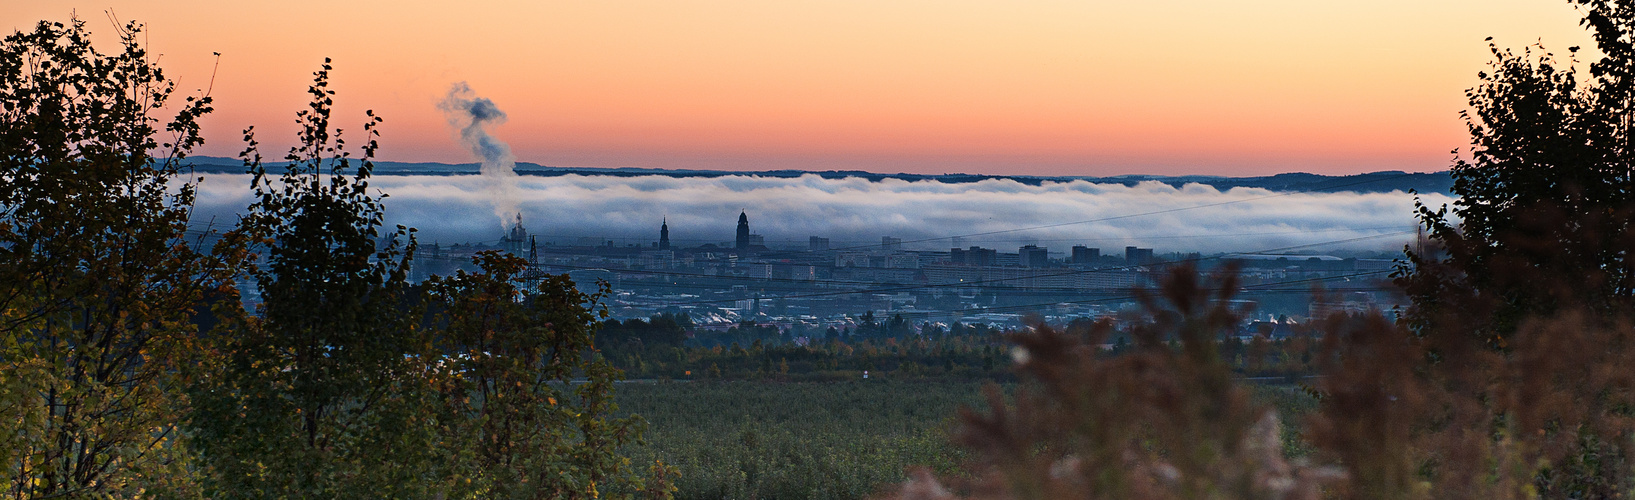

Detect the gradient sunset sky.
[{"left": 3, "top": 1, "right": 1601, "bottom": 176}]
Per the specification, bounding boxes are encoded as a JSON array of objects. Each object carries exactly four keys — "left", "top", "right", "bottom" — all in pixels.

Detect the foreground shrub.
[
  {"left": 0, "top": 17, "right": 228, "bottom": 497},
  {"left": 886, "top": 267, "right": 1342, "bottom": 500}
]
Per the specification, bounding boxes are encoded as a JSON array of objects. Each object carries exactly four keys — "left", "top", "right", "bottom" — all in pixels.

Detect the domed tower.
[
  {"left": 735, "top": 211, "right": 750, "bottom": 250},
  {"left": 502, "top": 213, "right": 527, "bottom": 257},
  {"left": 659, "top": 217, "right": 671, "bottom": 250}
]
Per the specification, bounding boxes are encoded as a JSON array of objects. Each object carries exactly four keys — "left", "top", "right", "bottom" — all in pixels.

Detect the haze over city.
[
  {"left": 12, "top": 0, "right": 1635, "bottom": 497},
  {"left": 4, "top": 0, "right": 1511, "bottom": 319},
  {"left": 183, "top": 171, "right": 1448, "bottom": 254}
]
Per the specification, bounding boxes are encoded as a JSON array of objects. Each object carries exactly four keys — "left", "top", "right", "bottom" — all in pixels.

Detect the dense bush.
[
  {"left": 426, "top": 252, "right": 658, "bottom": 497},
  {"left": 0, "top": 18, "right": 667, "bottom": 499},
  {"left": 0, "top": 17, "right": 228, "bottom": 497}
]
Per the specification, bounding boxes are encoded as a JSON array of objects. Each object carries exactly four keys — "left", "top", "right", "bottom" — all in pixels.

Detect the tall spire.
[
  {"left": 735, "top": 211, "right": 750, "bottom": 250},
  {"left": 659, "top": 217, "right": 671, "bottom": 250}
]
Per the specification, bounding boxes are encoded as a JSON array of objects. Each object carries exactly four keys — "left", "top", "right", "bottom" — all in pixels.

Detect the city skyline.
[
  {"left": 2, "top": 1, "right": 1600, "bottom": 176},
  {"left": 415, "top": 203, "right": 1393, "bottom": 327}
]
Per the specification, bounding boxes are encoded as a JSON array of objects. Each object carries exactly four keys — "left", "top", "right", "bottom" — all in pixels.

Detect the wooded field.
[{"left": 615, "top": 381, "right": 1318, "bottom": 500}]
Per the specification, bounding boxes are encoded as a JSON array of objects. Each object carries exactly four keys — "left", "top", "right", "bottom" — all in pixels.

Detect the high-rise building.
[
  {"left": 659, "top": 217, "right": 671, "bottom": 250},
  {"left": 950, "top": 246, "right": 997, "bottom": 267},
  {"left": 1019, "top": 245, "right": 1049, "bottom": 267},
  {"left": 1125, "top": 246, "right": 1155, "bottom": 265},
  {"left": 881, "top": 236, "right": 902, "bottom": 250},
  {"left": 1071, "top": 245, "right": 1099, "bottom": 264},
  {"left": 736, "top": 211, "right": 750, "bottom": 250},
  {"left": 809, "top": 236, "right": 830, "bottom": 251}
]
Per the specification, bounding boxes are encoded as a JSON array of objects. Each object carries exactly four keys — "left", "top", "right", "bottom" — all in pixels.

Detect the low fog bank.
[{"left": 190, "top": 173, "right": 1455, "bottom": 256}]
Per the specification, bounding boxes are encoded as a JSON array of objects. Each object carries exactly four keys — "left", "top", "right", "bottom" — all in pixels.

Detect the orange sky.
[{"left": 3, "top": 1, "right": 1601, "bottom": 176}]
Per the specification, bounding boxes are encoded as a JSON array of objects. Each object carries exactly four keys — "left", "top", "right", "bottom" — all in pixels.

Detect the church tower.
[
  {"left": 659, "top": 217, "right": 671, "bottom": 250},
  {"left": 502, "top": 213, "right": 527, "bottom": 258},
  {"left": 735, "top": 211, "right": 750, "bottom": 250}
]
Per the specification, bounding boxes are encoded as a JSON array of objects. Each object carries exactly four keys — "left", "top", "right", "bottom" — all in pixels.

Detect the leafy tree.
[
  {"left": 186, "top": 59, "right": 436, "bottom": 497},
  {"left": 851, "top": 310, "right": 879, "bottom": 339},
  {"left": 920, "top": 322, "right": 946, "bottom": 338},
  {"left": 0, "top": 17, "right": 230, "bottom": 497},
  {"left": 599, "top": 312, "right": 691, "bottom": 350},
  {"left": 1336, "top": 4, "right": 1635, "bottom": 496},
  {"left": 1405, "top": 1, "right": 1635, "bottom": 341},
  {"left": 885, "top": 314, "right": 911, "bottom": 338},
  {"left": 427, "top": 251, "right": 669, "bottom": 498}
]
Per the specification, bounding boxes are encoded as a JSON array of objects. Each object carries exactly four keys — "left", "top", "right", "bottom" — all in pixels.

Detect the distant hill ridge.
[{"left": 184, "top": 155, "right": 1454, "bottom": 195}]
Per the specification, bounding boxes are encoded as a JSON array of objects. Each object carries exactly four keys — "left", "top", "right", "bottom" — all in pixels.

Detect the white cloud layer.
[{"left": 191, "top": 173, "right": 1455, "bottom": 255}]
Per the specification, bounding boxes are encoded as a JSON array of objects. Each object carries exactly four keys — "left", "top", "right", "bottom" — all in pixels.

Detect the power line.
[
  {"left": 406, "top": 226, "right": 1410, "bottom": 292},
  {"left": 395, "top": 225, "right": 1413, "bottom": 247}
]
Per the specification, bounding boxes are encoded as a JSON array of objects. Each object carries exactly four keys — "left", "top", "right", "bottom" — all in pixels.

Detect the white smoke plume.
[
  {"left": 192, "top": 173, "right": 1455, "bottom": 256},
  {"left": 438, "top": 82, "right": 522, "bottom": 229}
]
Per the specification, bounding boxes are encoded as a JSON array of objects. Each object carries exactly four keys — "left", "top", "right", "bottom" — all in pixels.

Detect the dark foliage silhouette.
[
  {"left": 0, "top": 17, "right": 232, "bottom": 497},
  {"left": 1404, "top": 0, "right": 1635, "bottom": 341},
  {"left": 185, "top": 59, "right": 442, "bottom": 498},
  {"left": 426, "top": 250, "right": 669, "bottom": 497},
  {"left": 886, "top": 266, "right": 1340, "bottom": 500}
]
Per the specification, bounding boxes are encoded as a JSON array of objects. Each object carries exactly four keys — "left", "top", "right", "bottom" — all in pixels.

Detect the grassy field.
[
  {"left": 615, "top": 380, "right": 983, "bottom": 499},
  {"left": 616, "top": 380, "right": 1318, "bottom": 500}
]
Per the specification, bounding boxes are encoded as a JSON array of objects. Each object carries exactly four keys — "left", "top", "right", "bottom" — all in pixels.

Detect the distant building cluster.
[{"left": 407, "top": 210, "right": 1399, "bottom": 338}]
